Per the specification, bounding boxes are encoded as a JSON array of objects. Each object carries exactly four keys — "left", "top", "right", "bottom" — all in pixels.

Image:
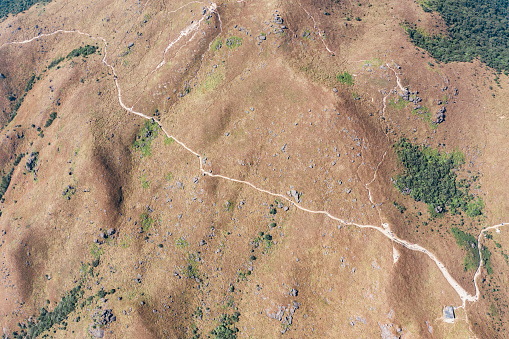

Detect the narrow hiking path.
[{"left": 0, "top": 0, "right": 506, "bottom": 326}]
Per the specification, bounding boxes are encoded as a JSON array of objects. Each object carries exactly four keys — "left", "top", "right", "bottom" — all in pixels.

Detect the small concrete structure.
[{"left": 443, "top": 306, "right": 455, "bottom": 323}]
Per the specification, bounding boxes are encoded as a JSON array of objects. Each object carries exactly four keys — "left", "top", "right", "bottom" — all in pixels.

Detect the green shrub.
[
  {"left": 337, "top": 71, "right": 354, "bottom": 85},
  {"left": 44, "top": 112, "right": 57, "bottom": 128},
  {"left": 48, "top": 57, "right": 64, "bottom": 69},
  {"left": 481, "top": 246, "right": 493, "bottom": 275},
  {"left": 0, "top": 168, "right": 14, "bottom": 201},
  {"left": 133, "top": 120, "right": 159, "bottom": 157},
  {"left": 24, "top": 74, "right": 37, "bottom": 92},
  {"left": 451, "top": 227, "right": 479, "bottom": 271},
  {"left": 211, "top": 313, "right": 240, "bottom": 339},
  {"left": 13, "top": 153, "right": 25, "bottom": 166},
  {"left": 66, "top": 45, "right": 98, "bottom": 59}
]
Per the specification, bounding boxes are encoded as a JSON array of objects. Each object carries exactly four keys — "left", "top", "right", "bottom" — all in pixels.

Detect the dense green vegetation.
[
  {"left": 48, "top": 57, "right": 64, "bottom": 69},
  {"left": 133, "top": 120, "right": 159, "bottom": 157},
  {"left": 7, "top": 74, "right": 39, "bottom": 123},
  {"left": 0, "top": 168, "right": 14, "bottom": 202},
  {"left": 13, "top": 153, "right": 25, "bottom": 166},
  {"left": 0, "top": 0, "right": 49, "bottom": 20},
  {"left": 210, "top": 312, "right": 240, "bottom": 339},
  {"left": 394, "top": 138, "right": 483, "bottom": 217},
  {"left": 24, "top": 74, "right": 36, "bottom": 92},
  {"left": 481, "top": 245, "right": 493, "bottom": 275},
  {"left": 451, "top": 227, "right": 479, "bottom": 271},
  {"left": 6, "top": 283, "right": 84, "bottom": 338},
  {"left": 336, "top": 71, "right": 353, "bottom": 85},
  {"left": 44, "top": 112, "right": 57, "bottom": 128},
  {"left": 4, "top": 257, "right": 116, "bottom": 339},
  {"left": 66, "top": 45, "right": 98, "bottom": 59},
  {"left": 408, "top": 0, "right": 509, "bottom": 72}
]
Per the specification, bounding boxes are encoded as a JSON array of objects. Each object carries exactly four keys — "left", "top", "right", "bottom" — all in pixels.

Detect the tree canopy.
[{"left": 407, "top": 0, "right": 509, "bottom": 72}]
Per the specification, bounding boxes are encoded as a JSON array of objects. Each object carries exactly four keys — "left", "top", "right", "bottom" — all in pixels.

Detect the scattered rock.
[
  {"left": 99, "top": 309, "right": 116, "bottom": 325},
  {"left": 289, "top": 288, "right": 298, "bottom": 297},
  {"left": 433, "top": 106, "right": 446, "bottom": 124},
  {"left": 288, "top": 190, "right": 300, "bottom": 203},
  {"left": 25, "top": 152, "right": 38, "bottom": 171},
  {"left": 89, "top": 326, "right": 104, "bottom": 338}
]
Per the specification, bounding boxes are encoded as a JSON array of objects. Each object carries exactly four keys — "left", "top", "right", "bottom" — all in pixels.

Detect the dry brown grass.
[{"left": 0, "top": 0, "right": 508, "bottom": 338}]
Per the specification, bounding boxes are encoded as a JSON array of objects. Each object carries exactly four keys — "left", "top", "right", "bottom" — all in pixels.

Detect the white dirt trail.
[
  {"left": 0, "top": 1, "right": 507, "bottom": 322},
  {"left": 298, "top": 2, "right": 336, "bottom": 55}
]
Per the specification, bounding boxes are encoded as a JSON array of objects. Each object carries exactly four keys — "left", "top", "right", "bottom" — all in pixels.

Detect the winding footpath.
[{"left": 0, "top": 1, "right": 507, "bottom": 325}]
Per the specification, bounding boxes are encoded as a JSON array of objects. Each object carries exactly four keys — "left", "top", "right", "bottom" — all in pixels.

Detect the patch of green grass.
[
  {"left": 337, "top": 71, "right": 354, "bottom": 85},
  {"left": 90, "top": 244, "right": 104, "bottom": 260},
  {"left": 364, "top": 58, "right": 383, "bottom": 67},
  {"left": 133, "top": 120, "right": 159, "bottom": 157},
  {"left": 225, "top": 36, "right": 243, "bottom": 49},
  {"left": 198, "top": 72, "right": 225, "bottom": 93},
  {"left": 62, "top": 185, "right": 76, "bottom": 200},
  {"left": 140, "top": 212, "right": 154, "bottom": 232},
  {"left": 176, "top": 237, "right": 189, "bottom": 248},
  {"left": 120, "top": 235, "right": 132, "bottom": 248},
  {"left": 225, "top": 200, "right": 234, "bottom": 212},
  {"left": 451, "top": 227, "right": 479, "bottom": 271},
  {"left": 80, "top": 263, "right": 89, "bottom": 274},
  {"left": 140, "top": 175, "right": 149, "bottom": 189},
  {"left": 489, "top": 303, "right": 499, "bottom": 318},
  {"left": 185, "top": 253, "right": 201, "bottom": 279},
  {"left": 411, "top": 105, "right": 435, "bottom": 127},
  {"left": 165, "top": 172, "right": 172, "bottom": 181},
  {"left": 388, "top": 97, "right": 408, "bottom": 110},
  {"left": 164, "top": 136, "right": 174, "bottom": 145},
  {"left": 211, "top": 38, "right": 223, "bottom": 50}
]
